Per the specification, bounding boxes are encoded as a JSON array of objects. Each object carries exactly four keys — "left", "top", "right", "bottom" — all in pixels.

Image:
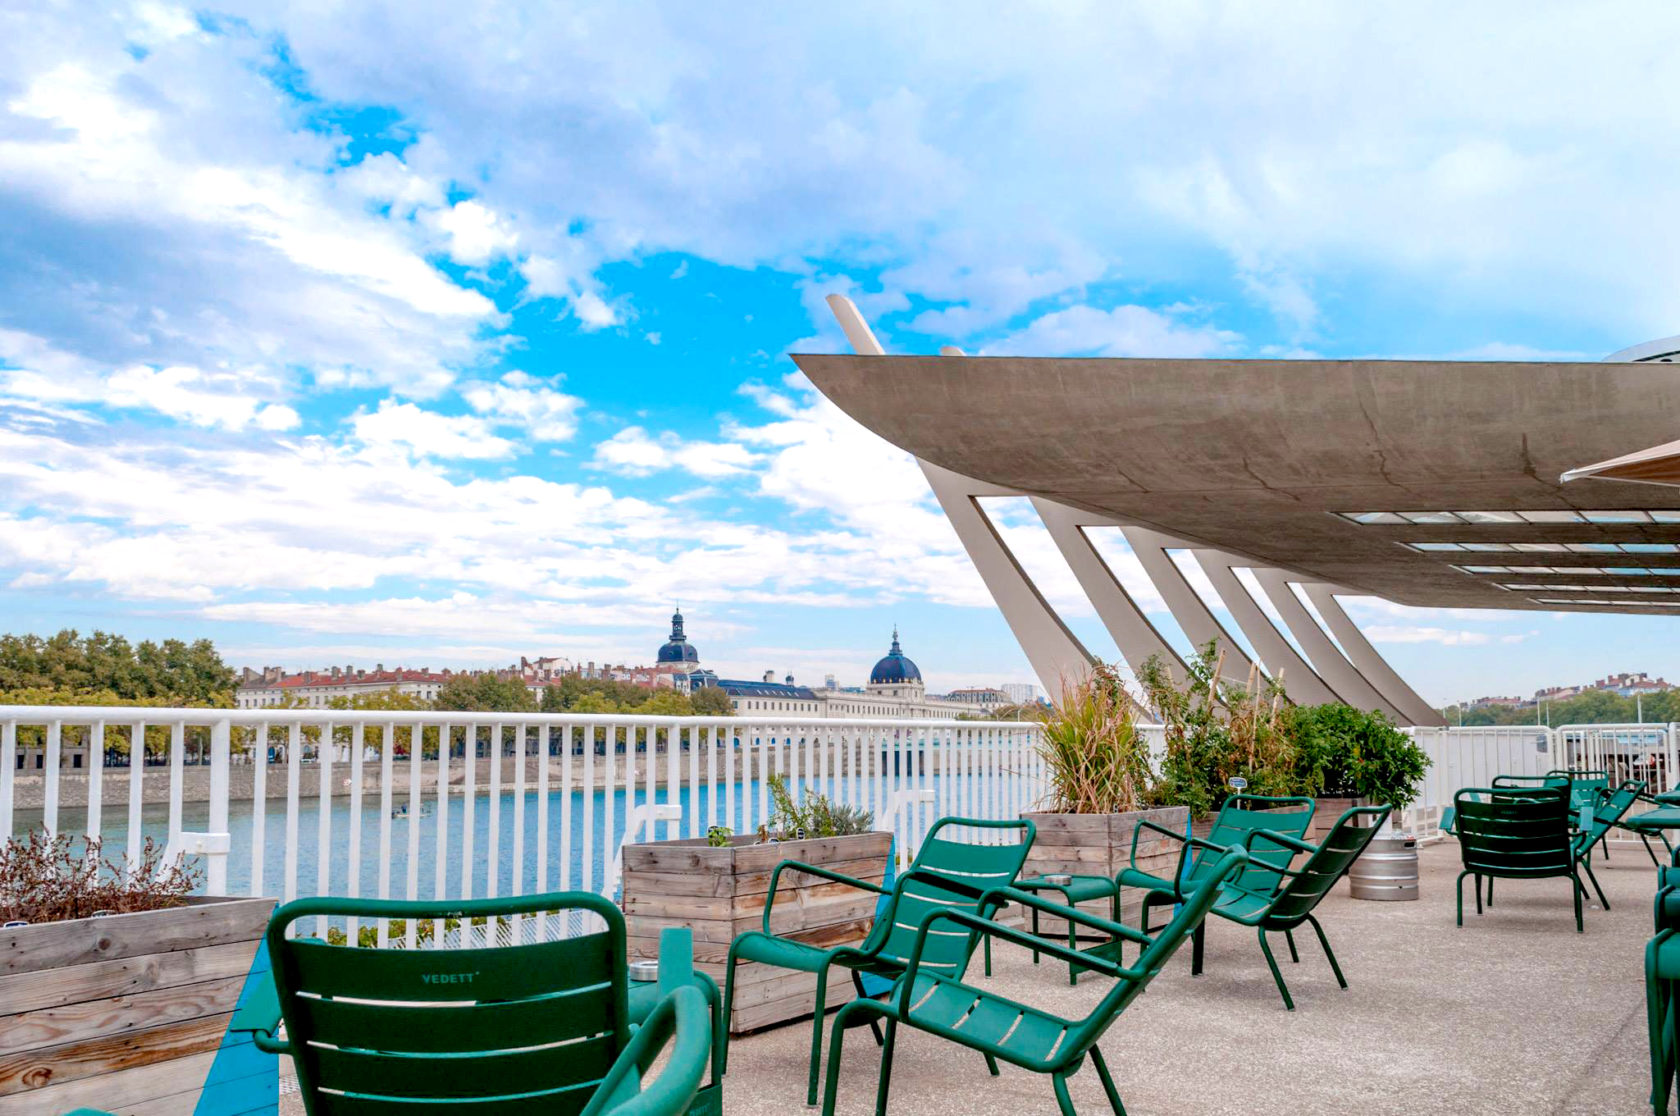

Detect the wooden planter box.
[
  {"left": 1311, "top": 796, "right": 1370, "bottom": 840},
  {"left": 0, "top": 895, "right": 275, "bottom": 1115},
  {"left": 622, "top": 831, "right": 891, "bottom": 1036},
  {"left": 1023, "top": 807, "right": 1190, "bottom": 934}
]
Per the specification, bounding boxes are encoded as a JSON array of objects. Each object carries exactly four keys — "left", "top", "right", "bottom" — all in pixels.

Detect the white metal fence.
[
  {"left": 7, "top": 707, "right": 1678, "bottom": 922},
  {"left": 0, "top": 707, "right": 1046, "bottom": 934}
]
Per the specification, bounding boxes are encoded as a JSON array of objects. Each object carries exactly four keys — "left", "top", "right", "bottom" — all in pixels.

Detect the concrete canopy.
[{"left": 794, "top": 353, "right": 1680, "bottom": 615}]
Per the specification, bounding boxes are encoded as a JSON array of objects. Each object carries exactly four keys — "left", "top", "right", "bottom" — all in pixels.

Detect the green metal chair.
[
  {"left": 1646, "top": 847, "right": 1680, "bottom": 1112},
  {"left": 723, "top": 815, "right": 1035, "bottom": 1106},
  {"left": 1118, "top": 792, "right": 1315, "bottom": 976},
  {"left": 1164, "top": 804, "right": 1391, "bottom": 1010},
  {"left": 1571, "top": 778, "right": 1645, "bottom": 911},
  {"left": 1454, "top": 784, "right": 1589, "bottom": 932},
  {"left": 817, "top": 846, "right": 1251, "bottom": 1116},
  {"left": 240, "top": 891, "right": 712, "bottom": 1115}
]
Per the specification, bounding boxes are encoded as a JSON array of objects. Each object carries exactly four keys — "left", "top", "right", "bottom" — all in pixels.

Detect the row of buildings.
[
  {"left": 1467, "top": 671, "right": 1672, "bottom": 711},
  {"left": 235, "top": 610, "right": 1038, "bottom": 718}
]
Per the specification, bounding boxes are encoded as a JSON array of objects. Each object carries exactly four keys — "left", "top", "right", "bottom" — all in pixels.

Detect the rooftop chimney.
[{"left": 763, "top": 670, "right": 775, "bottom": 683}]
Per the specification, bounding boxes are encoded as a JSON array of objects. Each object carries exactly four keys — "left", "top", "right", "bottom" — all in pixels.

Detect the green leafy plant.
[
  {"left": 0, "top": 830, "right": 198, "bottom": 925},
  {"left": 1138, "top": 641, "right": 1297, "bottom": 819},
  {"left": 706, "top": 826, "right": 734, "bottom": 847},
  {"left": 1039, "top": 662, "right": 1152, "bottom": 814},
  {"left": 766, "top": 773, "right": 875, "bottom": 838},
  {"left": 1291, "top": 703, "right": 1430, "bottom": 810}
]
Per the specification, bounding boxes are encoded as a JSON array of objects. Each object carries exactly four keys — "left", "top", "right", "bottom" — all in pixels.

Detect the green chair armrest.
[
  {"left": 764, "top": 859, "right": 889, "bottom": 934},
  {"left": 897, "top": 907, "right": 1124, "bottom": 1015},
  {"left": 657, "top": 926, "right": 694, "bottom": 995},
  {"left": 227, "top": 972, "right": 289, "bottom": 1055},
  {"left": 1243, "top": 828, "right": 1318, "bottom": 858},
  {"left": 981, "top": 885, "right": 1153, "bottom": 947},
  {"left": 896, "top": 866, "right": 988, "bottom": 903},
  {"left": 581, "top": 985, "right": 711, "bottom": 1116}
]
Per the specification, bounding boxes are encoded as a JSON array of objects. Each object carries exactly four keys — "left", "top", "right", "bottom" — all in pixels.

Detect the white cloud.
[
  {"left": 462, "top": 371, "right": 582, "bottom": 442},
  {"left": 430, "top": 199, "right": 519, "bottom": 267},
  {"left": 592, "top": 426, "right": 760, "bottom": 479},
  {"left": 351, "top": 400, "right": 515, "bottom": 460},
  {"left": 1363, "top": 625, "right": 1492, "bottom": 647},
  {"left": 980, "top": 304, "right": 1239, "bottom": 358}
]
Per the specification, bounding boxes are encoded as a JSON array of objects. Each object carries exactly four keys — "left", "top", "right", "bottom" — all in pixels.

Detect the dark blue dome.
[
  {"left": 869, "top": 628, "right": 921, "bottom": 684},
  {"left": 657, "top": 609, "right": 699, "bottom": 664}
]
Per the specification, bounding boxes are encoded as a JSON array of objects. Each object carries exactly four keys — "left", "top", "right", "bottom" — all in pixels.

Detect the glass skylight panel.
[
  {"left": 1339, "top": 512, "right": 1408, "bottom": 524},
  {"left": 1581, "top": 510, "right": 1653, "bottom": 523},
  {"left": 1566, "top": 543, "right": 1622, "bottom": 553},
  {"left": 1399, "top": 511, "right": 1464, "bottom": 524},
  {"left": 1518, "top": 510, "right": 1584, "bottom": 523},
  {"left": 1652, "top": 512, "right": 1680, "bottom": 524},
  {"left": 1455, "top": 511, "right": 1525, "bottom": 524},
  {"left": 1531, "top": 597, "right": 1680, "bottom": 607},
  {"left": 1511, "top": 543, "right": 1570, "bottom": 552},
  {"left": 1409, "top": 542, "right": 1463, "bottom": 552},
  {"left": 1459, "top": 542, "right": 1514, "bottom": 551},
  {"left": 1461, "top": 565, "right": 1510, "bottom": 574},
  {"left": 1623, "top": 543, "right": 1679, "bottom": 553}
]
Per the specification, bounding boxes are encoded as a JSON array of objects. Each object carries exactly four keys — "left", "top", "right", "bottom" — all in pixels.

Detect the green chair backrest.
[
  {"left": 1262, "top": 805, "right": 1391, "bottom": 926},
  {"left": 865, "top": 816, "right": 1035, "bottom": 977},
  {"left": 1455, "top": 785, "right": 1573, "bottom": 878},
  {"left": 1550, "top": 768, "right": 1610, "bottom": 813},
  {"left": 1492, "top": 773, "right": 1570, "bottom": 794},
  {"left": 1578, "top": 779, "right": 1644, "bottom": 846},
  {"left": 1200, "top": 793, "right": 1316, "bottom": 894},
  {"left": 269, "top": 891, "right": 631, "bottom": 1116}
]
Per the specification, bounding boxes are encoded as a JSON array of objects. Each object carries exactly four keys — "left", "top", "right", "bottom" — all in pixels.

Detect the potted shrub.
[
  {"left": 1291, "top": 703, "right": 1431, "bottom": 837},
  {"left": 0, "top": 831, "right": 275, "bottom": 1113},
  {"left": 621, "top": 776, "right": 887, "bottom": 1035},
  {"left": 1023, "top": 663, "right": 1188, "bottom": 931},
  {"left": 1138, "top": 643, "right": 1299, "bottom": 840}
]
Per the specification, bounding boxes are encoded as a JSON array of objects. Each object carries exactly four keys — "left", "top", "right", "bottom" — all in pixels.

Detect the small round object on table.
[{"left": 628, "top": 959, "right": 661, "bottom": 983}]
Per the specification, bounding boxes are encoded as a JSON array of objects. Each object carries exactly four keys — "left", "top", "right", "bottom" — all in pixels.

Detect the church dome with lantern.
[{"left": 656, "top": 609, "right": 700, "bottom": 665}]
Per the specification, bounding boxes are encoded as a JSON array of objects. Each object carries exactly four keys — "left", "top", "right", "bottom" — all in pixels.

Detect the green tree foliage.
[
  {"left": 1441, "top": 686, "right": 1680, "bottom": 727},
  {"left": 0, "top": 630, "right": 235, "bottom": 706},
  {"left": 690, "top": 685, "right": 735, "bottom": 716},
  {"left": 1289, "top": 703, "right": 1430, "bottom": 809},
  {"left": 433, "top": 673, "right": 537, "bottom": 713}
]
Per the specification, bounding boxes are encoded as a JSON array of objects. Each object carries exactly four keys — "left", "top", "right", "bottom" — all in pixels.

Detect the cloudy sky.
[{"left": 3, "top": 2, "right": 1679, "bottom": 705}]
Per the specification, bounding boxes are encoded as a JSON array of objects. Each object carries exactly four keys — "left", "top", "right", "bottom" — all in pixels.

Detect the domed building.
[
  {"left": 866, "top": 628, "right": 924, "bottom": 699},
  {"left": 656, "top": 608, "right": 700, "bottom": 667}
]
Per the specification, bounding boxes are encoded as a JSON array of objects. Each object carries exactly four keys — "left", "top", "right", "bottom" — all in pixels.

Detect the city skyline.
[{"left": 5, "top": 6, "right": 1680, "bottom": 706}]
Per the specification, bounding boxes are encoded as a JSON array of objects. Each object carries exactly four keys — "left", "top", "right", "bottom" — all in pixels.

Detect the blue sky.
[{"left": 3, "top": 3, "right": 1680, "bottom": 706}]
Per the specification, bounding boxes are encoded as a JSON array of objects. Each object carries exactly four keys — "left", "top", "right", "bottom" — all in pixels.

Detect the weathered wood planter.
[
  {"left": 1023, "top": 807, "right": 1190, "bottom": 933},
  {"left": 0, "top": 896, "right": 275, "bottom": 1115},
  {"left": 1311, "top": 796, "right": 1370, "bottom": 840},
  {"left": 622, "top": 831, "right": 891, "bottom": 1035}
]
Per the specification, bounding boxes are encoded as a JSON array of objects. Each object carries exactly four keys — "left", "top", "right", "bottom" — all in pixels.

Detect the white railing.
[
  {"left": 1403, "top": 725, "right": 1554, "bottom": 838},
  {"left": 1552, "top": 722, "right": 1678, "bottom": 795},
  {"left": 0, "top": 707, "right": 1046, "bottom": 935}
]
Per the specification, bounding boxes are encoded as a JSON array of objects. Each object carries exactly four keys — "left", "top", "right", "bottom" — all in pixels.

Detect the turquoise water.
[{"left": 9, "top": 770, "right": 992, "bottom": 901}]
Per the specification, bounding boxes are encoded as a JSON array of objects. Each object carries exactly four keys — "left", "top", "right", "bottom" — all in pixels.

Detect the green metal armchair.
[
  {"left": 1117, "top": 792, "right": 1315, "bottom": 974},
  {"left": 242, "top": 891, "right": 713, "bottom": 1116},
  {"left": 1454, "top": 784, "right": 1588, "bottom": 932},
  {"left": 1571, "top": 778, "right": 1644, "bottom": 910},
  {"left": 817, "top": 846, "right": 1251, "bottom": 1116},
  {"left": 1647, "top": 847, "right": 1680, "bottom": 1113},
  {"left": 723, "top": 815, "right": 1035, "bottom": 1106},
  {"left": 1168, "top": 804, "right": 1391, "bottom": 1010}
]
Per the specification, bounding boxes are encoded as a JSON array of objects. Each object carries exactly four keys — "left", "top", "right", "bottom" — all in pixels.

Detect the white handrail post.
[{"left": 206, "top": 718, "right": 231, "bottom": 894}]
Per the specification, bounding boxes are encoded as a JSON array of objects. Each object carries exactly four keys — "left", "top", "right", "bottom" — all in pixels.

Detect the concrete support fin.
[
  {"left": 1300, "top": 585, "right": 1448, "bottom": 726},
  {"left": 1191, "top": 552, "right": 1341, "bottom": 705},
  {"left": 920, "top": 462, "right": 1094, "bottom": 694},
  {"left": 1249, "top": 568, "right": 1405, "bottom": 719},
  {"left": 1031, "top": 498, "right": 1186, "bottom": 681},
  {"left": 1120, "top": 527, "right": 1256, "bottom": 684}
]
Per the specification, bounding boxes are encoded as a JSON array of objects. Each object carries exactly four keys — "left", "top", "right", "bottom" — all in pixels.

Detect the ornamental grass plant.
[{"left": 1039, "top": 661, "right": 1152, "bottom": 814}]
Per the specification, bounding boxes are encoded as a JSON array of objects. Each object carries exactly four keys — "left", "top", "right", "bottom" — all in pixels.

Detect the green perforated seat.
[
  {"left": 723, "top": 815, "right": 1036, "bottom": 1107},
  {"left": 1173, "top": 805, "right": 1391, "bottom": 1010},
  {"left": 238, "top": 891, "right": 712, "bottom": 1116},
  {"left": 817, "top": 847, "right": 1252, "bottom": 1116}
]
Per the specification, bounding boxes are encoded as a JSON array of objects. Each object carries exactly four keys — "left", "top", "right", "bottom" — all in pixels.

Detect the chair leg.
[
  {"left": 1067, "top": 904, "right": 1080, "bottom": 986},
  {"left": 721, "top": 946, "right": 741, "bottom": 1073},
  {"left": 1284, "top": 929, "right": 1299, "bottom": 964},
  {"left": 1456, "top": 870, "right": 1467, "bottom": 927},
  {"left": 875, "top": 1018, "right": 898, "bottom": 1116},
  {"left": 1257, "top": 928, "right": 1295, "bottom": 1011},
  {"left": 1572, "top": 870, "right": 1584, "bottom": 932},
  {"left": 850, "top": 971, "right": 886, "bottom": 1047},
  {"left": 1052, "top": 1069, "right": 1079, "bottom": 1116},
  {"left": 1031, "top": 904, "right": 1042, "bottom": 967},
  {"left": 1645, "top": 833, "right": 1665, "bottom": 868},
  {"left": 985, "top": 933, "right": 993, "bottom": 977},
  {"left": 1485, "top": 876, "right": 1493, "bottom": 908},
  {"left": 821, "top": 1001, "right": 864, "bottom": 1116},
  {"left": 1090, "top": 1045, "right": 1128, "bottom": 1116},
  {"left": 1190, "top": 921, "right": 1205, "bottom": 977},
  {"left": 984, "top": 1053, "right": 1000, "bottom": 1077},
  {"left": 806, "top": 967, "right": 830, "bottom": 1106},
  {"left": 1582, "top": 857, "right": 1611, "bottom": 911},
  {"left": 1305, "top": 914, "right": 1347, "bottom": 990},
  {"left": 1475, "top": 873, "right": 1484, "bottom": 914}
]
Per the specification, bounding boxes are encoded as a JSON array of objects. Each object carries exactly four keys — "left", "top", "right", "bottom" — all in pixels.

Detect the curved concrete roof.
[{"left": 794, "top": 353, "right": 1680, "bottom": 613}]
